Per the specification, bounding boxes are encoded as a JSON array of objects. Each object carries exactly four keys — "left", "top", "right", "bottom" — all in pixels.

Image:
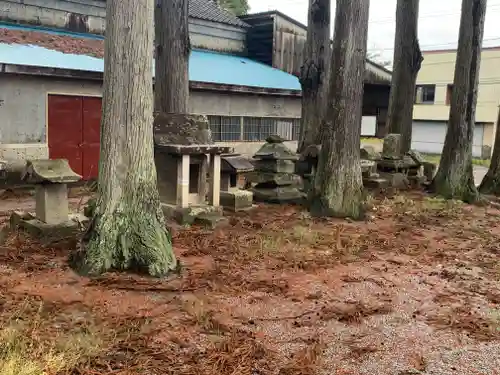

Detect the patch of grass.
[
  {"left": 360, "top": 138, "right": 383, "bottom": 146},
  {"left": 385, "top": 195, "right": 464, "bottom": 220},
  {"left": 423, "top": 153, "right": 490, "bottom": 167},
  {"left": 0, "top": 301, "right": 104, "bottom": 375}
]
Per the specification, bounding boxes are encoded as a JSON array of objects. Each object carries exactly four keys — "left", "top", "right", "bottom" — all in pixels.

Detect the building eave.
[{"left": 0, "top": 63, "right": 302, "bottom": 97}]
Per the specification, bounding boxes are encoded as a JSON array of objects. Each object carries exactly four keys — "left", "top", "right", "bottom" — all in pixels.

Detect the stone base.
[
  {"left": 408, "top": 175, "right": 427, "bottom": 188},
  {"left": 194, "top": 213, "right": 229, "bottom": 229},
  {"left": 161, "top": 203, "right": 224, "bottom": 226},
  {"left": 364, "top": 177, "right": 390, "bottom": 190},
  {"left": 379, "top": 172, "right": 411, "bottom": 190},
  {"left": 10, "top": 211, "right": 88, "bottom": 241},
  {"left": 220, "top": 190, "right": 254, "bottom": 212},
  {"left": 251, "top": 186, "right": 304, "bottom": 204},
  {"left": 246, "top": 171, "right": 301, "bottom": 186}
]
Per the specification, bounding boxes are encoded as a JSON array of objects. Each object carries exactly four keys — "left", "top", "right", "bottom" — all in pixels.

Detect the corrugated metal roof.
[
  {"left": 0, "top": 26, "right": 300, "bottom": 91},
  {"left": 189, "top": 0, "right": 249, "bottom": 28}
]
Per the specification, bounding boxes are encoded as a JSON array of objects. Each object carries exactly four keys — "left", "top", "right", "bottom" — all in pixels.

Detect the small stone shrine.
[
  {"left": 154, "top": 113, "right": 231, "bottom": 226},
  {"left": 219, "top": 153, "right": 255, "bottom": 211},
  {"left": 10, "top": 159, "right": 85, "bottom": 237},
  {"left": 247, "top": 135, "right": 303, "bottom": 203},
  {"left": 376, "top": 134, "right": 426, "bottom": 189}
]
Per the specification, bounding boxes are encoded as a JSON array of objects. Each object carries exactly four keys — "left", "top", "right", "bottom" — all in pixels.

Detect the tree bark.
[
  {"left": 298, "top": 0, "right": 331, "bottom": 154},
  {"left": 431, "top": 0, "right": 486, "bottom": 203},
  {"left": 154, "top": 0, "right": 190, "bottom": 114},
  {"left": 479, "top": 106, "right": 500, "bottom": 194},
  {"left": 308, "top": 0, "right": 369, "bottom": 219},
  {"left": 386, "top": 0, "right": 423, "bottom": 154},
  {"left": 70, "top": 0, "right": 178, "bottom": 277}
]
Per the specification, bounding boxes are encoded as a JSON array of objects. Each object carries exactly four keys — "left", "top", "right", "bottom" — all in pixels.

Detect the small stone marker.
[
  {"left": 382, "top": 134, "right": 402, "bottom": 160},
  {"left": 22, "top": 159, "right": 81, "bottom": 225},
  {"left": 360, "top": 145, "right": 381, "bottom": 161},
  {"left": 11, "top": 159, "right": 87, "bottom": 240},
  {"left": 220, "top": 153, "right": 255, "bottom": 211}
]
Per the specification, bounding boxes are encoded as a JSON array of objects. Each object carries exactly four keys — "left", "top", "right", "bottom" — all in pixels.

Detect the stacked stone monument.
[
  {"left": 247, "top": 135, "right": 303, "bottom": 203},
  {"left": 376, "top": 134, "right": 426, "bottom": 189}
]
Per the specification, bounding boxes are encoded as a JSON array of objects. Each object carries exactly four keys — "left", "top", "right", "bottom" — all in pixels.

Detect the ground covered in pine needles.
[{"left": 1, "top": 191, "right": 500, "bottom": 375}]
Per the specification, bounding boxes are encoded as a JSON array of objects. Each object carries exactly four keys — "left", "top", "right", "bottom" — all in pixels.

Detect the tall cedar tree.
[
  {"left": 479, "top": 106, "right": 500, "bottom": 194},
  {"left": 431, "top": 0, "right": 487, "bottom": 202},
  {"left": 309, "top": 0, "right": 369, "bottom": 219},
  {"left": 298, "top": 0, "right": 331, "bottom": 153},
  {"left": 71, "top": 0, "right": 178, "bottom": 276},
  {"left": 155, "top": 0, "right": 190, "bottom": 113},
  {"left": 386, "top": 0, "right": 423, "bottom": 154}
]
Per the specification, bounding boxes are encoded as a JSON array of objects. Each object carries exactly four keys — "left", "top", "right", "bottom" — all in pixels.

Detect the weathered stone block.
[
  {"left": 11, "top": 213, "right": 88, "bottom": 242},
  {"left": 379, "top": 172, "right": 410, "bottom": 190},
  {"left": 364, "top": 177, "right": 389, "bottom": 189},
  {"left": 246, "top": 171, "right": 301, "bottom": 186},
  {"left": 408, "top": 175, "right": 426, "bottom": 188},
  {"left": 194, "top": 214, "right": 229, "bottom": 229},
  {"left": 422, "top": 161, "right": 437, "bottom": 182},
  {"left": 252, "top": 186, "right": 304, "bottom": 203},
  {"left": 21, "top": 159, "right": 81, "bottom": 184},
  {"left": 220, "top": 190, "right": 254, "bottom": 212},
  {"left": 407, "top": 150, "right": 425, "bottom": 165},
  {"left": 154, "top": 113, "right": 213, "bottom": 146},
  {"left": 382, "top": 134, "right": 402, "bottom": 160},
  {"left": 253, "top": 159, "right": 295, "bottom": 174},
  {"left": 35, "top": 184, "right": 69, "bottom": 225},
  {"left": 161, "top": 204, "right": 223, "bottom": 226},
  {"left": 361, "top": 160, "right": 377, "bottom": 177},
  {"left": 254, "top": 136, "right": 298, "bottom": 160},
  {"left": 360, "top": 146, "right": 381, "bottom": 161}
]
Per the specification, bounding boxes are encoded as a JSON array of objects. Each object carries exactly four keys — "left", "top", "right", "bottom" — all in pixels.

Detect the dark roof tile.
[{"left": 188, "top": 0, "right": 249, "bottom": 28}]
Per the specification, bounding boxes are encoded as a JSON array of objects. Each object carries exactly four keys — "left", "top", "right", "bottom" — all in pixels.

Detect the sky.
[{"left": 247, "top": 0, "right": 500, "bottom": 64}]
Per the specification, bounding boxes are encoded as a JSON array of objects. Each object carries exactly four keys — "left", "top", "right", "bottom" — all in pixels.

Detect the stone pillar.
[
  {"left": 177, "top": 154, "right": 190, "bottom": 208},
  {"left": 35, "top": 184, "right": 69, "bottom": 224},
  {"left": 209, "top": 154, "right": 221, "bottom": 206}
]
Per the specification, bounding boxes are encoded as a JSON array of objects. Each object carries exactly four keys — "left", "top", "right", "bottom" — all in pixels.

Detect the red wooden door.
[
  {"left": 47, "top": 95, "right": 84, "bottom": 176},
  {"left": 82, "top": 97, "right": 102, "bottom": 179}
]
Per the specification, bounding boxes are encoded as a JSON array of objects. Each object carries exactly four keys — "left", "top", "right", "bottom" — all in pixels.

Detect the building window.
[
  {"left": 242, "top": 117, "right": 300, "bottom": 141},
  {"left": 446, "top": 84, "right": 454, "bottom": 105},
  {"left": 415, "top": 85, "right": 436, "bottom": 104},
  {"left": 207, "top": 115, "right": 241, "bottom": 141}
]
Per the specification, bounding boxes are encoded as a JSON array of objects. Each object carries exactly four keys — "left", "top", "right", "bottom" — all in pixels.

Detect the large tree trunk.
[
  {"left": 386, "top": 0, "right": 423, "bottom": 154},
  {"left": 479, "top": 107, "right": 500, "bottom": 194},
  {"left": 308, "top": 0, "right": 369, "bottom": 219},
  {"left": 71, "top": 0, "right": 178, "bottom": 277},
  {"left": 298, "top": 0, "right": 331, "bottom": 154},
  {"left": 154, "top": 0, "right": 190, "bottom": 113},
  {"left": 431, "top": 0, "right": 486, "bottom": 203}
]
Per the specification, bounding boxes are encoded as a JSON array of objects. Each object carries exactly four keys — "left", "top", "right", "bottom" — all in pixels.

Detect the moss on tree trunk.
[
  {"left": 479, "top": 107, "right": 500, "bottom": 195},
  {"left": 308, "top": 0, "right": 369, "bottom": 220},
  {"left": 298, "top": 0, "right": 331, "bottom": 154},
  {"left": 70, "top": 0, "right": 177, "bottom": 277},
  {"left": 431, "top": 0, "right": 486, "bottom": 203}
]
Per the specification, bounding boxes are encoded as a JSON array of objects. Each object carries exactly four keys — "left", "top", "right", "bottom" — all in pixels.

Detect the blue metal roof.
[{"left": 0, "top": 24, "right": 300, "bottom": 91}]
